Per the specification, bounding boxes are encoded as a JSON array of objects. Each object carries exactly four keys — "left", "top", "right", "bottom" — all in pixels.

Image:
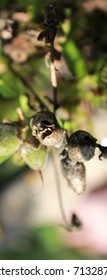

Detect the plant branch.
[
  {"left": 50, "top": 42, "right": 58, "bottom": 112},
  {"left": 51, "top": 148, "right": 72, "bottom": 231},
  {"left": 9, "top": 63, "right": 52, "bottom": 112}
]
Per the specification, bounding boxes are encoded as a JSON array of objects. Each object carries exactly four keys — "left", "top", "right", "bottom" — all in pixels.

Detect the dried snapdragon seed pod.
[
  {"left": 60, "top": 149, "right": 86, "bottom": 194},
  {"left": 21, "top": 141, "right": 48, "bottom": 170},
  {"left": 0, "top": 123, "right": 21, "bottom": 157},
  {"left": 67, "top": 130, "right": 97, "bottom": 164},
  {"left": 98, "top": 145, "right": 107, "bottom": 160},
  {"left": 30, "top": 111, "right": 65, "bottom": 148}
]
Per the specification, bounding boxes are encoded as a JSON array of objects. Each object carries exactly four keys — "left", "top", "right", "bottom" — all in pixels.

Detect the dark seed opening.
[
  {"left": 84, "top": 135, "right": 90, "bottom": 141},
  {"left": 41, "top": 120, "right": 53, "bottom": 126},
  {"left": 41, "top": 129, "right": 52, "bottom": 139}
]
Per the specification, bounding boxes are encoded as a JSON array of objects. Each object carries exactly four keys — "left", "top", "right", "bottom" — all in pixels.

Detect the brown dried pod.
[
  {"left": 83, "top": 0, "right": 107, "bottom": 13},
  {"left": 25, "top": 30, "right": 45, "bottom": 48},
  {"left": 97, "top": 144, "right": 107, "bottom": 160},
  {"left": 3, "top": 33, "right": 33, "bottom": 63},
  {"left": 4, "top": 44, "right": 28, "bottom": 63},
  {"left": 11, "top": 12, "right": 30, "bottom": 23},
  {"left": 67, "top": 130, "right": 97, "bottom": 165},
  {"left": 0, "top": 19, "right": 14, "bottom": 40},
  {"left": 1, "top": 29, "right": 12, "bottom": 40},
  {"left": 30, "top": 111, "right": 65, "bottom": 148},
  {"left": 60, "top": 149, "right": 86, "bottom": 194}
]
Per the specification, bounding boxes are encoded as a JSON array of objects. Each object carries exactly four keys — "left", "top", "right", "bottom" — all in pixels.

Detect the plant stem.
[
  {"left": 51, "top": 148, "right": 72, "bottom": 231},
  {"left": 50, "top": 42, "right": 58, "bottom": 112}
]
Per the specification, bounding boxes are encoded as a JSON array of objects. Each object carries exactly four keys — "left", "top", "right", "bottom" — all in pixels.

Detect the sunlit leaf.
[{"left": 63, "top": 39, "right": 87, "bottom": 79}]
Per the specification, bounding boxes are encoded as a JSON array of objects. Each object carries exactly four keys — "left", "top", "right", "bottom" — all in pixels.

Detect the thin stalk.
[
  {"left": 50, "top": 41, "right": 58, "bottom": 112},
  {"left": 50, "top": 40, "right": 71, "bottom": 230},
  {"left": 51, "top": 148, "right": 72, "bottom": 231}
]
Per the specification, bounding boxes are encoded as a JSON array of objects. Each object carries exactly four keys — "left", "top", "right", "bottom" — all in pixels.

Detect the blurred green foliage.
[
  {"left": 0, "top": 0, "right": 107, "bottom": 128},
  {"left": 0, "top": 226, "right": 97, "bottom": 260}
]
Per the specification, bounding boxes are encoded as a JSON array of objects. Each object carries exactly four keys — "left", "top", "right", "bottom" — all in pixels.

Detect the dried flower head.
[
  {"left": 98, "top": 145, "right": 107, "bottom": 160},
  {"left": 60, "top": 149, "right": 86, "bottom": 194},
  {"left": 67, "top": 130, "right": 97, "bottom": 164},
  {"left": 3, "top": 33, "right": 35, "bottom": 63},
  {"left": 30, "top": 111, "right": 65, "bottom": 148}
]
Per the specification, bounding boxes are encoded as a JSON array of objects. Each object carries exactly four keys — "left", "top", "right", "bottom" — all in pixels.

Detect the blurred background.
[{"left": 1, "top": 0, "right": 107, "bottom": 259}]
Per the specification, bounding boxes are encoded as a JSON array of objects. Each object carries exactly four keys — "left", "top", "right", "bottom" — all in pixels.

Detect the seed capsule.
[
  {"left": 98, "top": 145, "right": 107, "bottom": 160},
  {"left": 67, "top": 130, "right": 97, "bottom": 164},
  {"left": 30, "top": 111, "right": 65, "bottom": 148},
  {"left": 60, "top": 149, "right": 86, "bottom": 194},
  {"left": 0, "top": 123, "right": 21, "bottom": 157},
  {"left": 21, "top": 142, "right": 48, "bottom": 170}
]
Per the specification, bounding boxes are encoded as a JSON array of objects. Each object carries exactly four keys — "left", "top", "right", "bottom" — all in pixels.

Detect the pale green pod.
[
  {"left": 21, "top": 142, "right": 48, "bottom": 170},
  {"left": 12, "top": 147, "right": 25, "bottom": 166},
  {"left": 0, "top": 124, "right": 21, "bottom": 156}
]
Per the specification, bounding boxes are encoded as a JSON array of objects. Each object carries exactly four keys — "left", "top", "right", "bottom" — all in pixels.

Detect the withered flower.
[
  {"left": 60, "top": 148, "right": 86, "bottom": 194},
  {"left": 67, "top": 130, "right": 97, "bottom": 165},
  {"left": 30, "top": 111, "right": 65, "bottom": 148}
]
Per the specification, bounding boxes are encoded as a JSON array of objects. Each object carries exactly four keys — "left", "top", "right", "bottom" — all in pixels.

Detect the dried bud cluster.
[
  {"left": 60, "top": 130, "right": 97, "bottom": 194},
  {"left": 98, "top": 144, "right": 107, "bottom": 160},
  {"left": 67, "top": 130, "right": 97, "bottom": 164},
  {"left": 37, "top": 3, "right": 61, "bottom": 44},
  {"left": 30, "top": 110, "right": 66, "bottom": 148},
  {"left": 60, "top": 148, "right": 86, "bottom": 194}
]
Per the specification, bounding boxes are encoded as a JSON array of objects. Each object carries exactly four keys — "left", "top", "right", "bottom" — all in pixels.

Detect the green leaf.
[
  {"left": 0, "top": 71, "right": 25, "bottom": 98},
  {"left": 0, "top": 155, "right": 10, "bottom": 164},
  {"left": 63, "top": 39, "right": 87, "bottom": 79}
]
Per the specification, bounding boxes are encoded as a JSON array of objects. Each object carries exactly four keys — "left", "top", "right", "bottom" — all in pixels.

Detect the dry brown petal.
[
  {"left": 12, "top": 33, "right": 32, "bottom": 51},
  {"left": 9, "top": 47, "right": 28, "bottom": 63},
  {"left": 3, "top": 32, "right": 36, "bottom": 62},
  {"left": 3, "top": 44, "right": 28, "bottom": 63},
  {"left": 12, "top": 12, "right": 30, "bottom": 22},
  {"left": 1, "top": 29, "right": 12, "bottom": 39},
  {"left": 83, "top": 0, "right": 107, "bottom": 13},
  {"left": 3, "top": 44, "right": 11, "bottom": 54},
  {"left": 25, "top": 30, "right": 45, "bottom": 48}
]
